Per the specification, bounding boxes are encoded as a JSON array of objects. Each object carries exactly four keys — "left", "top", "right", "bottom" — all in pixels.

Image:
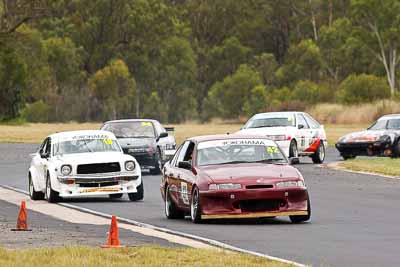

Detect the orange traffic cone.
[
  {"left": 101, "top": 215, "right": 124, "bottom": 248},
  {"left": 11, "top": 201, "right": 31, "bottom": 231}
]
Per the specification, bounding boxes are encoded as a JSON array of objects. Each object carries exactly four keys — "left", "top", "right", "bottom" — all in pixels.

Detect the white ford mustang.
[{"left": 28, "top": 130, "right": 143, "bottom": 202}]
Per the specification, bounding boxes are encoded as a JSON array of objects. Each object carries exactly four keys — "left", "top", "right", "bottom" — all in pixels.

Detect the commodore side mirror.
[{"left": 178, "top": 161, "right": 192, "bottom": 170}]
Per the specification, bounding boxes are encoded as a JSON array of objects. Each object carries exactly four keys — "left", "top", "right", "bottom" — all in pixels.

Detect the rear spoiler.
[{"left": 165, "top": 127, "right": 175, "bottom": 132}]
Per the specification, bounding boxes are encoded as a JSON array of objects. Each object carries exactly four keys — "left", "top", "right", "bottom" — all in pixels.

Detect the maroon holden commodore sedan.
[{"left": 160, "top": 135, "right": 311, "bottom": 223}]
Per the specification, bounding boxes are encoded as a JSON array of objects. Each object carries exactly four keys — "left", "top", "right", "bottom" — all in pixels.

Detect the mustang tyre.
[
  {"left": 45, "top": 175, "right": 60, "bottom": 203},
  {"left": 29, "top": 174, "right": 44, "bottom": 200},
  {"left": 128, "top": 181, "right": 144, "bottom": 201}
]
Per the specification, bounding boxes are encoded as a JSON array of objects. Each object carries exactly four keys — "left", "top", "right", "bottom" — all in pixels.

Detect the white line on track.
[{"left": 0, "top": 184, "right": 305, "bottom": 267}]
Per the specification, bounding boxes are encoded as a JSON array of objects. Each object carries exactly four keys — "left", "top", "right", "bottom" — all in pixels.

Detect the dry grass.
[
  {"left": 0, "top": 122, "right": 366, "bottom": 145},
  {"left": 308, "top": 100, "right": 400, "bottom": 124},
  {"left": 338, "top": 158, "right": 400, "bottom": 177},
  {"left": 0, "top": 246, "right": 293, "bottom": 267}
]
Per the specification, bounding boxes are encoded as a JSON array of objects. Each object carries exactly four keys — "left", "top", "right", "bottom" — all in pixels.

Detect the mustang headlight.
[
  {"left": 125, "top": 161, "right": 136, "bottom": 171},
  {"left": 276, "top": 180, "right": 305, "bottom": 188},
  {"left": 60, "top": 165, "right": 72, "bottom": 176},
  {"left": 209, "top": 183, "right": 242, "bottom": 190}
]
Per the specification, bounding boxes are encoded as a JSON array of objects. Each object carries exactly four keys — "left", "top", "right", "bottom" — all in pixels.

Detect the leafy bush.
[
  {"left": 205, "top": 64, "right": 263, "bottom": 119},
  {"left": 20, "top": 100, "right": 51, "bottom": 122},
  {"left": 292, "top": 80, "right": 323, "bottom": 104},
  {"left": 243, "top": 85, "right": 268, "bottom": 116},
  {"left": 336, "top": 74, "right": 390, "bottom": 104}
]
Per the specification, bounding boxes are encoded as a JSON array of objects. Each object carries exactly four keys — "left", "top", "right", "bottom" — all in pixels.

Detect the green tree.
[
  {"left": 206, "top": 64, "right": 262, "bottom": 119},
  {"left": 88, "top": 59, "right": 136, "bottom": 120},
  {"left": 276, "top": 39, "right": 323, "bottom": 85},
  {"left": 336, "top": 74, "right": 390, "bottom": 104},
  {"left": 351, "top": 0, "right": 400, "bottom": 94}
]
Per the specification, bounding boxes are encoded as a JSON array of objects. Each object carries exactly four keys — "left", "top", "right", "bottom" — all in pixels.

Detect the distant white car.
[
  {"left": 237, "top": 112, "right": 327, "bottom": 163},
  {"left": 28, "top": 130, "right": 143, "bottom": 202}
]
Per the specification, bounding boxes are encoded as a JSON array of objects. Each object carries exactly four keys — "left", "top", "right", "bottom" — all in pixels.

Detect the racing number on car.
[{"left": 180, "top": 182, "right": 190, "bottom": 205}]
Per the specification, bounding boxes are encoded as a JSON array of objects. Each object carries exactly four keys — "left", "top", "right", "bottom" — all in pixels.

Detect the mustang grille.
[
  {"left": 78, "top": 181, "right": 119, "bottom": 188},
  {"left": 77, "top": 162, "right": 121, "bottom": 174},
  {"left": 240, "top": 199, "right": 280, "bottom": 212}
]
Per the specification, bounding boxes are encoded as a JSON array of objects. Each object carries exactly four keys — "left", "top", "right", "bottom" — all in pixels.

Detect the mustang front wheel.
[
  {"left": 29, "top": 174, "right": 44, "bottom": 200},
  {"left": 190, "top": 187, "right": 202, "bottom": 223},
  {"left": 128, "top": 181, "right": 144, "bottom": 201},
  {"left": 45, "top": 175, "right": 60, "bottom": 203}
]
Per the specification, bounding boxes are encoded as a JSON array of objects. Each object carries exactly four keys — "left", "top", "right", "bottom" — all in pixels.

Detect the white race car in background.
[
  {"left": 237, "top": 112, "right": 327, "bottom": 163},
  {"left": 28, "top": 130, "right": 143, "bottom": 202}
]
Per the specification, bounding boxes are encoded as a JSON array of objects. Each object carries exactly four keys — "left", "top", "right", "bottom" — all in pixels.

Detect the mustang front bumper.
[
  {"left": 199, "top": 187, "right": 308, "bottom": 219},
  {"left": 57, "top": 173, "right": 140, "bottom": 197}
]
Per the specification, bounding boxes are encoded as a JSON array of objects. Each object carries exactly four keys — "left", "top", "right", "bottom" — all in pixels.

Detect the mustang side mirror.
[
  {"left": 178, "top": 161, "right": 192, "bottom": 170},
  {"left": 298, "top": 124, "right": 305, "bottom": 129},
  {"left": 289, "top": 157, "right": 300, "bottom": 165},
  {"left": 40, "top": 152, "right": 50, "bottom": 159}
]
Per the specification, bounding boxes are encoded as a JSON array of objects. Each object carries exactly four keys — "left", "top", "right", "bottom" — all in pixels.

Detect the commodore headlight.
[
  {"left": 209, "top": 183, "right": 242, "bottom": 190},
  {"left": 266, "top": 135, "right": 286, "bottom": 141},
  {"left": 276, "top": 180, "right": 305, "bottom": 188},
  {"left": 125, "top": 161, "right": 136, "bottom": 171},
  {"left": 60, "top": 165, "right": 72, "bottom": 176}
]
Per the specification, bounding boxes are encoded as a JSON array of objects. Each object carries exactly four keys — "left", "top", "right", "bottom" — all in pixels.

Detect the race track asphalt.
[{"left": 1, "top": 143, "right": 399, "bottom": 267}]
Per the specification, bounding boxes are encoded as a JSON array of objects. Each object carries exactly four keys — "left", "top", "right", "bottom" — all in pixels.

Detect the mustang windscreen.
[
  {"left": 245, "top": 115, "right": 296, "bottom": 128},
  {"left": 103, "top": 122, "right": 155, "bottom": 138},
  {"left": 197, "top": 140, "right": 287, "bottom": 166},
  {"left": 54, "top": 139, "right": 120, "bottom": 155}
]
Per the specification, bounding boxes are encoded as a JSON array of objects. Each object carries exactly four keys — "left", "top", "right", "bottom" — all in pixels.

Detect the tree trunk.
[
  {"left": 328, "top": 0, "right": 333, "bottom": 27},
  {"left": 370, "top": 23, "right": 397, "bottom": 95},
  {"left": 309, "top": 0, "right": 318, "bottom": 41}
]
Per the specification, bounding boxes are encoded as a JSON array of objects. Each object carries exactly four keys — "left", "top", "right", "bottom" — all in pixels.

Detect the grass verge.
[
  {"left": 0, "top": 246, "right": 294, "bottom": 267},
  {"left": 338, "top": 158, "right": 400, "bottom": 177},
  {"left": 0, "top": 122, "right": 366, "bottom": 145}
]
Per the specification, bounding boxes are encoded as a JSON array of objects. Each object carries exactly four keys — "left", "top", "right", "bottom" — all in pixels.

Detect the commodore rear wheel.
[
  {"left": 190, "top": 187, "right": 202, "bottom": 223},
  {"left": 165, "top": 184, "right": 184, "bottom": 219},
  {"left": 29, "top": 174, "right": 44, "bottom": 200}
]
